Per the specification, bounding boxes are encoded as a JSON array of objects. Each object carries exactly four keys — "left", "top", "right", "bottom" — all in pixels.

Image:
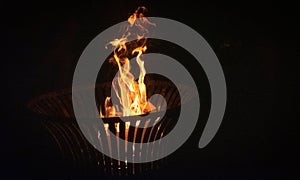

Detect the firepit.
[
  {"left": 27, "top": 6, "right": 202, "bottom": 176},
  {"left": 28, "top": 76, "right": 194, "bottom": 176}
]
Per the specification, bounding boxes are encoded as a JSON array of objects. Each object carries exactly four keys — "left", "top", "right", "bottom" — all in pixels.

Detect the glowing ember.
[{"left": 101, "top": 7, "right": 156, "bottom": 118}]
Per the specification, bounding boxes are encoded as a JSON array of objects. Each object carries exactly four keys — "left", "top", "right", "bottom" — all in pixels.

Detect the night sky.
[{"left": 2, "top": 0, "right": 299, "bottom": 179}]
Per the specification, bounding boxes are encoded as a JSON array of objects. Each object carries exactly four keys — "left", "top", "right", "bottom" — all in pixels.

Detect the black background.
[{"left": 1, "top": 0, "right": 299, "bottom": 179}]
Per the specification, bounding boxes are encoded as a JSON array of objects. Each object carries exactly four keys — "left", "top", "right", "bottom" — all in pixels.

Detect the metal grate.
[{"left": 28, "top": 79, "right": 194, "bottom": 176}]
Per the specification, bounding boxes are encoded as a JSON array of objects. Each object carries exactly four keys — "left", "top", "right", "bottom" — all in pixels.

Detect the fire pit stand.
[{"left": 28, "top": 78, "right": 194, "bottom": 176}]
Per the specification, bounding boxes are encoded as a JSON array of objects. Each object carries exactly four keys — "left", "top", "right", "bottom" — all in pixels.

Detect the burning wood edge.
[{"left": 100, "top": 97, "right": 156, "bottom": 118}]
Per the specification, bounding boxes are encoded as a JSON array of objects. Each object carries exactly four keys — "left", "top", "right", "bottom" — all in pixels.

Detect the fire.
[{"left": 101, "top": 7, "right": 155, "bottom": 118}]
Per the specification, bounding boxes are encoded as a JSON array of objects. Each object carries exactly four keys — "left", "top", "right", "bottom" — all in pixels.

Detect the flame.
[{"left": 101, "top": 7, "right": 155, "bottom": 118}]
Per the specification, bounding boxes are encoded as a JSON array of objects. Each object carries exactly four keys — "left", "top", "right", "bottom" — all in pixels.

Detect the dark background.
[{"left": 1, "top": 0, "right": 299, "bottom": 179}]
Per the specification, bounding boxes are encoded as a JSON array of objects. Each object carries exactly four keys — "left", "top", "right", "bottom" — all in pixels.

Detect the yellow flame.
[{"left": 101, "top": 7, "right": 155, "bottom": 118}]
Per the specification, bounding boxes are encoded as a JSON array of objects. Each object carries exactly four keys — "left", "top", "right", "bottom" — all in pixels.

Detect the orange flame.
[{"left": 101, "top": 7, "right": 155, "bottom": 118}]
